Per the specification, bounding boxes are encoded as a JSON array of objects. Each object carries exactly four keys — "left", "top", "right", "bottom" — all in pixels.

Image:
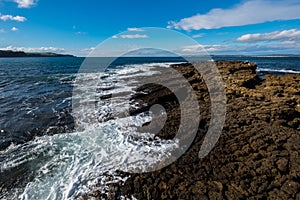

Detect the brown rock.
[
  {"left": 85, "top": 61, "right": 300, "bottom": 200},
  {"left": 276, "top": 158, "right": 289, "bottom": 172},
  {"left": 281, "top": 181, "right": 300, "bottom": 196}
]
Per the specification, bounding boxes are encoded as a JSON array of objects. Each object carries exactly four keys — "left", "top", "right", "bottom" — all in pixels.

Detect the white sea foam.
[
  {"left": 0, "top": 62, "right": 182, "bottom": 199},
  {"left": 257, "top": 67, "right": 300, "bottom": 74}
]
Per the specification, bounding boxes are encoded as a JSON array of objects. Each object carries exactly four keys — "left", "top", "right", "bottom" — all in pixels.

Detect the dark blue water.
[
  {"left": 0, "top": 57, "right": 83, "bottom": 149},
  {"left": 0, "top": 56, "right": 300, "bottom": 150}
]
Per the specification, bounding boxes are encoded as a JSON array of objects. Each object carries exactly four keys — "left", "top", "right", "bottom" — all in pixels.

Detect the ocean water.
[
  {"left": 0, "top": 56, "right": 299, "bottom": 199},
  {"left": 211, "top": 55, "right": 300, "bottom": 75}
]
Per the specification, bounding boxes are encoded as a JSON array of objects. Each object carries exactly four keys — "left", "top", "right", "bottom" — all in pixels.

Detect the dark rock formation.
[
  {"left": 0, "top": 50, "right": 74, "bottom": 57},
  {"left": 86, "top": 61, "right": 300, "bottom": 199},
  {"left": 0, "top": 50, "right": 27, "bottom": 57}
]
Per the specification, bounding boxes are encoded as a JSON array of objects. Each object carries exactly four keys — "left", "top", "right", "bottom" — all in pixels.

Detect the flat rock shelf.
[{"left": 85, "top": 61, "right": 300, "bottom": 200}]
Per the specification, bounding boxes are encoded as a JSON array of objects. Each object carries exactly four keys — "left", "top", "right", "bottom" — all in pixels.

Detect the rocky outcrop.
[{"left": 86, "top": 61, "right": 300, "bottom": 199}]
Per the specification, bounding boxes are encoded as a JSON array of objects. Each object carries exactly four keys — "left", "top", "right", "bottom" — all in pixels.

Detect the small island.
[{"left": 0, "top": 50, "right": 74, "bottom": 58}]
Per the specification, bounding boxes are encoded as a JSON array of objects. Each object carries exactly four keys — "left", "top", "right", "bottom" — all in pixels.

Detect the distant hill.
[{"left": 0, "top": 50, "right": 74, "bottom": 57}]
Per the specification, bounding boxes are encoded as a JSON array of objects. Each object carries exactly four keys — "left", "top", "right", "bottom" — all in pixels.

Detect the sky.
[{"left": 0, "top": 0, "right": 300, "bottom": 56}]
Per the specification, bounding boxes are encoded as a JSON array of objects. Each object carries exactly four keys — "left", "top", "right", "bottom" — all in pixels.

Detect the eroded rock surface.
[{"left": 87, "top": 61, "right": 300, "bottom": 200}]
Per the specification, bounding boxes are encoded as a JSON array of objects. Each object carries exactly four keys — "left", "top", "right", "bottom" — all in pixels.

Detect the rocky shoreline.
[{"left": 87, "top": 61, "right": 300, "bottom": 199}]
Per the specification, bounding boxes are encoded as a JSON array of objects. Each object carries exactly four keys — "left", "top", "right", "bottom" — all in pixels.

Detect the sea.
[{"left": 0, "top": 56, "right": 299, "bottom": 199}]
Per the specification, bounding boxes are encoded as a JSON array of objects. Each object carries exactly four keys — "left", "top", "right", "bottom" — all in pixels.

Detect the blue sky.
[{"left": 0, "top": 0, "right": 300, "bottom": 56}]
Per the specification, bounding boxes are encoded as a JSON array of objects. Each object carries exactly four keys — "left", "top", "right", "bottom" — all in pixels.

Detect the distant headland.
[{"left": 0, "top": 50, "right": 74, "bottom": 58}]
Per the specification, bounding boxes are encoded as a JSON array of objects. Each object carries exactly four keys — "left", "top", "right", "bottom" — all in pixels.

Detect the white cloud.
[
  {"left": 0, "top": 46, "right": 65, "bottom": 52},
  {"left": 0, "top": 14, "right": 26, "bottom": 22},
  {"left": 281, "top": 40, "right": 297, "bottom": 45},
  {"left": 168, "top": 0, "right": 300, "bottom": 31},
  {"left": 180, "top": 44, "right": 233, "bottom": 53},
  {"left": 112, "top": 35, "right": 118, "bottom": 39},
  {"left": 11, "top": 27, "right": 18, "bottom": 31},
  {"left": 237, "top": 29, "right": 300, "bottom": 42},
  {"left": 127, "top": 28, "right": 144, "bottom": 32},
  {"left": 14, "top": 0, "right": 37, "bottom": 8},
  {"left": 81, "top": 47, "right": 95, "bottom": 53},
  {"left": 180, "top": 44, "right": 257, "bottom": 54},
  {"left": 119, "top": 34, "right": 149, "bottom": 39},
  {"left": 192, "top": 34, "right": 204, "bottom": 38},
  {"left": 180, "top": 44, "right": 203, "bottom": 53},
  {"left": 179, "top": 41, "right": 300, "bottom": 55}
]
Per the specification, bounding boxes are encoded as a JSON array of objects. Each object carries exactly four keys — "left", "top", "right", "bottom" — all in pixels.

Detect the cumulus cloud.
[
  {"left": 0, "top": 46, "right": 65, "bottom": 52},
  {"left": 118, "top": 34, "right": 149, "bottom": 39},
  {"left": 168, "top": 0, "right": 300, "bottom": 31},
  {"left": 127, "top": 28, "right": 144, "bottom": 32},
  {"left": 11, "top": 27, "right": 18, "bottom": 31},
  {"left": 237, "top": 29, "right": 300, "bottom": 43},
  {"left": 0, "top": 14, "right": 26, "bottom": 22},
  {"left": 14, "top": 0, "right": 37, "bottom": 8}
]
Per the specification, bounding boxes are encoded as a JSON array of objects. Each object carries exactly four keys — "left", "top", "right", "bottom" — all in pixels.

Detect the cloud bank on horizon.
[
  {"left": 113, "top": 34, "right": 149, "bottom": 39},
  {"left": 1, "top": 45, "right": 65, "bottom": 52}
]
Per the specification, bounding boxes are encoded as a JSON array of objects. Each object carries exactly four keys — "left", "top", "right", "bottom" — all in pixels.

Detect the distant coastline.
[{"left": 0, "top": 50, "right": 74, "bottom": 58}]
